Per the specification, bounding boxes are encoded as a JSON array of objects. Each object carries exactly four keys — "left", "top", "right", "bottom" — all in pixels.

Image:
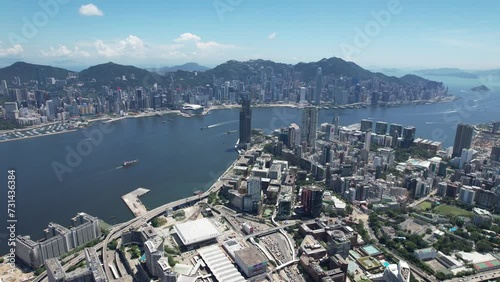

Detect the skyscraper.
[
  {"left": 247, "top": 176, "right": 262, "bottom": 201},
  {"left": 391, "top": 130, "right": 399, "bottom": 148},
  {"left": 0, "top": 80, "right": 8, "bottom": 96},
  {"left": 302, "top": 186, "right": 323, "bottom": 217},
  {"left": 239, "top": 93, "right": 252, "bottom": 145},
  {"left": 333, "top": 113, "right": 340, "bottom": 139},
  {"left": 136, "top": 88, "right": 143, "bottom": 110},
  {"left": 360, "top": 119, "right": 373, "bottom": 132},
  {"left": 301, "top": 106, "right": 318, "bottom": 149},
  {"left": 45, "top": 100, "right": 55, "bottom": 121},
  {"left": 288, "top": 123, "right": 300, "bottom": 149},
  {"left": 364, "top": 129, "right": 372, "bottom": 151},
  {"left": 402, "top": 126, "right": 416, "bottom": 148},
  {"left": 375, "top": 121, "right": 388, "bottom": 135},
  {"left": 389, "top": 124, "right": 403, "bottom": 137},
  {"left": 315, "top": 67, "right": 322, "bottom": 105},
  {"left": 452, "top": 123, "right": 474, "bottom": 158}
]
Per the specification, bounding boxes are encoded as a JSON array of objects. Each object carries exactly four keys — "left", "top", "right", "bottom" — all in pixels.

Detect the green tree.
[
  {"left": 476, "top": 240, "right": 493, "bottom": 253},
  {"left": 168, "top": 255, "right": 177, "bottom": 267},
  {"left": 107, "top": 239, "right": 118, "bottom": 250}
]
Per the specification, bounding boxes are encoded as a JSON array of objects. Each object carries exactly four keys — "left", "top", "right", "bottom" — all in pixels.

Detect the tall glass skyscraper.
[
  {"left": 452, "top": 123, "right": 474, "bottom": 158},
  {"left": 239, "top": 93, "right": 252, "bottom": 145},
  {"left": 315, "top": 67, "right": 322, "bottom": 105},
  {"left": 301, "top": 106, "right": 318, "bottom": 149}
]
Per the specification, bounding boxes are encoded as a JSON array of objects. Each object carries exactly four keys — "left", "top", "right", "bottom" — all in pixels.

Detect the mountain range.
[
  {"left": 149, "top": 62, "right": 210, "bottom": 74},
  {"left": 0, "top": 57, "right": 443, "bottom": 88}
]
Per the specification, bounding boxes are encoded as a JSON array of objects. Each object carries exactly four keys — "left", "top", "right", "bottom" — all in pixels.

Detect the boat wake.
[
  {"left": 97, "top": 167, "right": 122, "bottom": 175},
  {"left": 206, "top": 120, "right": 238, "bottom": 129}
]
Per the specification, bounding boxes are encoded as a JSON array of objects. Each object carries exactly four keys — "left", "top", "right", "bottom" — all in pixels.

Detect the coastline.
[
  {"left": 0, "top": 129, "right": 78, "bottom": 143},
  {"left": 0, "top": 98, "right": 455, "bottom": 144}
]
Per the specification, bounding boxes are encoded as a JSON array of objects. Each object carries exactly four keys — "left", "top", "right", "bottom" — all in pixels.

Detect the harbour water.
[{"left": 0, "top": 75, "right": 499, "bottom": 254}]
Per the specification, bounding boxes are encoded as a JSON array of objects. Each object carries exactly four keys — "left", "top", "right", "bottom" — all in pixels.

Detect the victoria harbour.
[
  {"left": 1, "top": 80, "right": 499, "bottom": 255},
  {"left": 2, "top": 2, "right": 500, "bottom": 280}
]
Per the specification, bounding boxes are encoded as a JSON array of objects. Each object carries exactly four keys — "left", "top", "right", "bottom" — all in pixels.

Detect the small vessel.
[
  {"left": 193, "top": 190, "right": 203, "bottom": 195},
  {"left": 123, "top": 159, "right": 139, "bottom": 167},
  {"left": 226, "top": 130, "right": 237, "bottom": 134}
]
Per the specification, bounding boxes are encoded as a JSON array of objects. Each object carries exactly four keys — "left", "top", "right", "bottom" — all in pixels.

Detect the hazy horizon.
[{"left": 0, "top": 1, "right": 499, "bottom": 70}]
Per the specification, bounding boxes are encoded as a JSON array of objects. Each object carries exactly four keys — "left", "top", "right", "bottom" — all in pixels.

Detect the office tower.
[
  {"left": 371, "top": 92, "right": 379, "bottom": 105},
  {"left": 136, "top": 88, "right": 143, "bottom": 110},
  {"left": 452, "top": 123, "right": 474, "bottom": 158},
  {"left": 224, "top": 81, "right": 230, "bottom": 100},
  {"left": 334, "top": 86, "right": 345, "bottom": 105},
  {"left": 45, "top": 100, "right": 55, "bottom": 121},
  {"left": 460, "top": 148, "right": 475, "bottom": 169},
  {"left": 364, "top": 130, "right": 372, "bottom": 151},
  {"left": 402, "top": 126, "right": 416, "bottom": 148},
  {"left": 389, "top": 124, "right": 403, "bottom": 137},
  {"left": 492, "top": 121, "right": 500, "bottom": 134},
  {"left": 239, "top": 92, "right": 252, "bottom": 145},
  {"left": 315, "top": 67, "right": 322, "bottom": 105},
  {"left": 375, "top": 121, "right": 388, "bottom": 135},
  {"left": 301, "top": 106, "right": 318, "bottom": 149},
  {"left": 288, "top": 123, "right": 300, "bottom": 148},
  {"left": 247, "top": 176, "right": 262, "bottom": 201},
  {"left": 391, "top": 130, "right": 399, "bottom": 148},
  {"left": 333, "top": 114, "right": 340, "bottom": 134},
  {"left": 491, "top": 146, "right": 500, "bottom": 162},
  {"left": 145, "top": 238, "right": 164, "bottom": 277},
  {"left": 321, "top": 144, "right": 332, "bottom": 165},
  {"left": 360, "top": 119, "right": 373, "bottom": 132},
  {"left": 4, "top": 102, "right": 19, "bottom": 120},
  {"left": 0, "top": 80, "right": 8, "bottom": 96},
  {"left": 299, "top": 87, "right": 307, "bottom": 103},
  {"left": 302, "top": 186, "right": 323, "bottom": 217}
]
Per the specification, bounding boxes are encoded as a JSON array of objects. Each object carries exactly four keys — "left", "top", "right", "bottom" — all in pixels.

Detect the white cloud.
[
  {"left": 0, "top": 43, "right": 23, "bottom": 56},
  {"left": 174, "top": 33, "right": 201, "bottom": 42},
  {"left": 119, "top": 35, "right": 146, "bottom": 51},
  {"left": 79, "top": 4, "right": 104, "bottom": 16},
  {"left": 94, "top": 35, "right": 147, "bottom": 57},
  {"left": 173, "top": 33, "right": 234, "bottom": 51},
  {"left": 41, "top": 45, "right": 90, "bottom": 57},
  {"left": 37, "top": 33, "right": 237, "bottom": 64},
  {"left": 268, "top": 32, "right": 277, "bottom": 40},
  {"left": 195, "top": 41, "right": 233, "bottom": 50}
]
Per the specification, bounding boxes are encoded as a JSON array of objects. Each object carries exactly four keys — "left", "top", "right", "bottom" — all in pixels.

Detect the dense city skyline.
[
  {"left": 0, "top": 1, "right": 499, "bottom": 70},
  {"left": 2, "top": 2, "right": 500, "bottom": 282}
]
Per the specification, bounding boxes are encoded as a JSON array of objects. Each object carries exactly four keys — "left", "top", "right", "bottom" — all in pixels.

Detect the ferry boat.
[{"left": 123, "top": 159, "right": 139, "bottom": 167}]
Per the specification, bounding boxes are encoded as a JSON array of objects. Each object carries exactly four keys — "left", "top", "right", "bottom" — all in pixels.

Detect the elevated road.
[
  {"left": 243, "top": 222, "right": 297, "bottom": 240},
  {"left": 34, "top": 164, "right": 230, "bottom": 282}
]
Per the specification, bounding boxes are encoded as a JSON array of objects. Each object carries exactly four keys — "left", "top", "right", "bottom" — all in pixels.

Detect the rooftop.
[
  {"left": 414, "top": 247, "right": 436, "bottom": 255},
  {"left": 473, "top": 207, "right": 492, "bottom": 216},
  {"left": 361, "top": 244, "right": 382, "bottom": 256},
  {"left": 198, "top": 245, "right": 246, "bottom": 282},
  {"left": 235, "top": 246, "right": 267, "bottom": 266},
  {"left": 174, "top": 218, "right": 220, "bottom": 245}
]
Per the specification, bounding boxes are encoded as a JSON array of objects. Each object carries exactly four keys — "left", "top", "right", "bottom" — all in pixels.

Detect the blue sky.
[{"left": 0, "top": 0, "right": 498, "bottom": 70}]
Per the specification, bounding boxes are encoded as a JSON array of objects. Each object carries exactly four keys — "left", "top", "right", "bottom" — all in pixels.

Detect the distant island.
[{"left": 471, "top": 85, "right": 490, "bottom": 92}]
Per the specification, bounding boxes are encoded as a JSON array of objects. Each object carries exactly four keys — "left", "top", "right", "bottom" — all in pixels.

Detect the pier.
[{"left": 121, "top": 188, "right": 149, "bottom": 217}]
